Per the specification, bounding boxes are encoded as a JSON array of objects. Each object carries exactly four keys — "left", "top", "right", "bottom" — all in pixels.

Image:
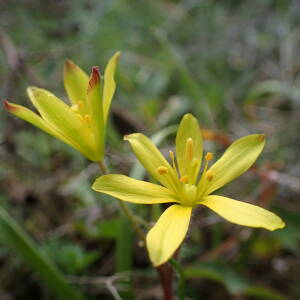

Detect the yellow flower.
[
  {"left": 92, "top": 113, "right": 285, "bottom": 266},
  {"left": 4, "top": 52, "right": 120, "bottom": 161}
]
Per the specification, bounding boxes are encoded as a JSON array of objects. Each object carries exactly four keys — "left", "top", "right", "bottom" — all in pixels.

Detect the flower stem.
[
  {"left": 156, "top": 263, "right": 174, "bottom": 300},
  {"left": 169, "top": 258, "right": 185, "bottom": 300},
  {"left": 96, "top": 160, "right": 146, "bottom": 243}
]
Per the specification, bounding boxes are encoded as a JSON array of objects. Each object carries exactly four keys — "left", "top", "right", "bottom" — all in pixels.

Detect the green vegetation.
[{"left": 1, "top": 0, "right": 299, "bottom": 299}]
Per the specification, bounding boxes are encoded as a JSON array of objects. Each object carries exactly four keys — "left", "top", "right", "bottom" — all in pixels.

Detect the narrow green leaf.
[{"left": 0, "top": 207, "right": 86, "bottom": 300}]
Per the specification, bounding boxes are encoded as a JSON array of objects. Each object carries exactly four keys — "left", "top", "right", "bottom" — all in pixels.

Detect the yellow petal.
[
  {"left": 124, "top": 133, "right": 179, "bottom": 193},
  {"left": 92, "top": 174, "right": 178, "bottom": 204},
  {"left": 27, "top": 87, "right": 98, "bottom": 160},
  {"left": 4, "top": 100, "right": 97, "bottom": 160},
  {"left": 63, "top": 59, "right": 89, "bottom": 105},
  {"left": 147, "top": 204, "right": 192, "bottom": 267},
  {"left": 103, "top": 52, "right": 120, "bottom": 123},
  {"left": 176, "top": 113, "right": 203, "bottom": 181},
  {"left": 4, "top": 100, "right": 71, "bottom": 144},
  {"left": 87, "top": 67, "right": 104, "bottom": 158},
  {"left": 204, "top": 134, "right": 265, "bottom": 195},
  {"left": 199, "top": 195, "right": 285, "bottom": 231}
]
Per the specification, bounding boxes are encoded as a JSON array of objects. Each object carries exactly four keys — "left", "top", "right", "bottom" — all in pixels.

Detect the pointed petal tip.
[
  {"left": 123, "top": 133, "right": 137, "bottom": 141},
  {"left": 270, "top": 219, "right": 285, "bottom": 231},
  {"left": 64, "top": 59, "right": 76, "bottom": 71},
  {"left": 181, "top": 113, "right": 199, "bottom": 127},
  {"left": 183, "top": 113, "right": 195, "bottom": 119},
  {"left": 27, "top": 86, "right": 39, "bottom": 95},
  {"left": 3, "top": 100, "right": 17, "bottom": 112},
  {"left": 87, "top": 66, "right": 101, "bottom": 93},
  {"left": 114, "top": 51, "right": 121, "bottom": 59},
  {"left": 258, "top": 134, "right": 265, "bottom": 142}
]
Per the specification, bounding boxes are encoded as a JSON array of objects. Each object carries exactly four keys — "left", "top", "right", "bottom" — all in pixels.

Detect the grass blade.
[{"left": 0, "top": 207, "right": 86, "bottom": 300}]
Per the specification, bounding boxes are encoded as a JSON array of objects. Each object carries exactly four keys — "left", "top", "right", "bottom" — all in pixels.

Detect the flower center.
[
  {"left": 71, "top": 102, "right": 92, "bottom": 128},
  {"left": 181, "top": 183, "right": 197, "bottom": 206},
  {"left": 155, "top": 139, "right": 216, "bottom": 204}
]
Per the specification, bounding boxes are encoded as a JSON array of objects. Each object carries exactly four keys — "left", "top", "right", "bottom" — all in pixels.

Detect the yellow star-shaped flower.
[
  {"left": 4, "top": 52, "right": 120, "bottom": 161},
  {"left": 92, "top": 113, "right": 285, "bottom": 266}
]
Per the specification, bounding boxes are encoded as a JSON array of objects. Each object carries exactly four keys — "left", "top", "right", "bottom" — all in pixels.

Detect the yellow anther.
[
  {"left": 157, "top": 166, "right": 168, "bottom": 175},
  {"left": 77, "top": 101, "right": 84, "bottom": 109},
  {"left": 71, "top": 104, "right": 79, "bottom": 112},
  {"left": 84, "top": 114, "right": 91, "bottom": 123},
  {"left": 76, "top": 113, "right": 83, "bottom": 121},
  {"left": 185, "top": 138, "right": 194, "bottom": 162},
  {"left": 180, "top": 175, "right": 189, "bottom": 183},
  {"left": 205, "top": 152, "right": 213, "bottom": 161},
  {"left": 206, "top": 170, "right": 214, "bottom": 181}
]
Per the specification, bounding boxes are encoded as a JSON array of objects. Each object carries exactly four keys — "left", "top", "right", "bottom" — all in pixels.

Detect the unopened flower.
[
  {"left": 4, "top": 52, "right": 120, "bottom": 161},
  {"left": 92, "top": 113, "right": 285, "bottom": 266}
]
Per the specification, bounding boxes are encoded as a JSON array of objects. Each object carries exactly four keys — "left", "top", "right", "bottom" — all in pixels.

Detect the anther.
[
  {"left": 185, "top": 138, "right": 194, "bottom": 162},
  {"left": 205, "top": 152, "right": 213, "bottom": 161},
  {"left": 77, "top": 101, "right": 84, "bottom": 109},
  {"left": 157, "top": 166, "right": 168, "bottom": 175},
  {"left": 206, "top": 170, "right": 214, "bottom": 181},
  {"left": 84, "top": 114, "right": 91, "bottom": 123},
  {"left": 71, "top": 104, "right": 79, "bottom": 112},
  {"left": 180, "top": 175, "right": 189, "bottom": 183},
  {"left": 76, "top": 113, "right": 83, "bottom": 121}
]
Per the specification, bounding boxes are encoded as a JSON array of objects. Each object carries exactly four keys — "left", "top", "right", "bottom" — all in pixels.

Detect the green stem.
[
  {"left": 97, "top": 160, "right": 146, "bottom": 243},
  {"left": 169, "top": 258, "right": 186, "bottom": 300}
]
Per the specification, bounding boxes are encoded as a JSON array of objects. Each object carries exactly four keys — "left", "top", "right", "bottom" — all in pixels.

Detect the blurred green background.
[{"left": 1, "top": 0, "right": 300, "bottom": 299}]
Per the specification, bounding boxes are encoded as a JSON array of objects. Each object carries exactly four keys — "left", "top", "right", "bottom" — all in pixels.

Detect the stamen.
[
  {"left": 71, "top": 104, "right": 79, "bottom": 112},
  {"left": 205, "top": 152, "right": 213, "bottom": 161},
  {"left": 185, "top": 138, "right": 194, "bottom": 162},
  {"left": 206, "top": 170, "right": 214, "bottom": 181},
  {"left": 169, "top": 150, "right": 175, "bottom": 162},
  {"left": 157, "top": 166, "right": 168, "bottom": 175},
  {"left": 189, "top": 158, "right": 200, "bottom": 184},
  {"left": 169, "top": 150, "right": 178, "bottom": 172},
  {"left": 84, "top": 114, "right": 91, "bottom": 123},
  {"left": 77, "top": 101, "right": 84, "bottom": 109},
  {"left": 180, "top": 175, "right": 189, "bottom": 183},
  {"left": 76, "top": 113, "right": 83, "bottom": 121}
]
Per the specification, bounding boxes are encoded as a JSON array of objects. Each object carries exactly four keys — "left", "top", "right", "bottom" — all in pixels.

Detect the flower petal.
[
  {"left": 4, "top": 100, "right": 76, "bottom": 146},
  {"left": 103, "top": 52, "right": 120, "bottom": 123},
  {"left": 87, "top": 67, "right": 104, "bottom": 158},
  {"left": 204, "top": 134, "right": 265, "bottom": 195},
  {"left": 92, "top": 174, "right": 178, "bottom": 204},
  {"left": 147, "top": 204, "right": 192, "bottom": 266},
  {"left": 176, "top": 113, "right": 203, "bottom": 180},
  {"left": 27, "top": 87, "right": 98, "bottom": 160},
  {"left": 63, "top": 59, "right": 89, "bottom": 105},
  {"left": 199, "top": 195, "right": 285, "bottom": 231},
  {"left": 124, "top": 133, "right": 179, "bottom": 193}
]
